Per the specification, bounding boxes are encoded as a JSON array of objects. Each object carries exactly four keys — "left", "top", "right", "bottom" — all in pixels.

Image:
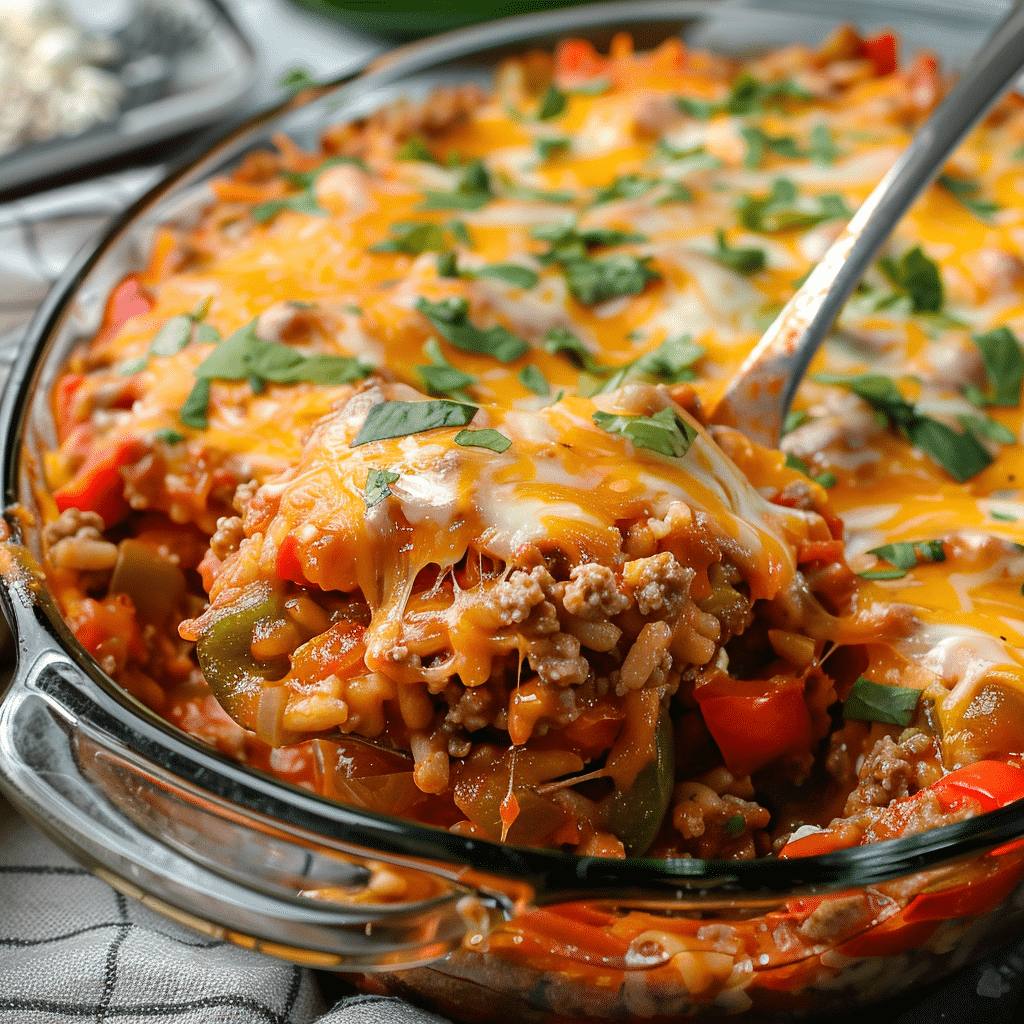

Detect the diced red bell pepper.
[
  {"left": 103, "top": 276, "right": 154, "bottom": 337},
  {"left": 275, "top": 533, "right": 307, "bottom": 586},
  {"left": 862, "top": 32, "right": 898, "bottom": 76},
  {"left": 52, "top": 437, "right": 144, "bottom": 528},
  {"left": 695, "top": 670, "right": 813, "bottom": 776}
]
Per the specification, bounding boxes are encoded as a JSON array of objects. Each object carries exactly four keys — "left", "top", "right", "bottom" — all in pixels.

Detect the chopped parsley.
[
  {"left": 369, "top": 221, "right": 447, "bottom": 255},
  {"left": 860, "top": 539, "right": 945, "bottom": 579},
  {"left": 365, "top": 468, "right": 400, "bottom": 508},
  {"left": 518, "top": 364, "right": 550, "bottom": 396},
  {"left": 740, "top": 126, "right": 803, "bottom": 169},
  {"left": 453, "top": 428, "right": 512, "bottom": 452},
  {"left": 654, "top": 140, "right": 723, "bottom": 172},
  {"left": 563, "top": 253, "right": 660, "bottom": 305},
  {"left": 475, "top": 263, "right": 540, "bottom": 289},
  {"left": 964, "top": 327, "right": 1024, "bottom": 407},
  {"left": 543, "top": 327, "right": 606, "bottom": 375},
  {"left": 676, "top": 73, "right": 810, "bottom": 119},
  {"left": 813, "top": 372, "right": 993, "bottom": 482},
  {"left": 598, "top": 334, "right": 704, "bottom": 392},
  {"left": 593, "top": 174, "right": 657, "bottom": 205},
  {"left": 537, "top": 84, "right": 567, "bottom": 120},
  {"left": 878, "top": 246, "right": 944, "bottom": 313},
  {"left": 421, "top": 160, "right": 493, "bottom": 211},
  {"left": 938, "top": 172, "right": 1000, "bottom": 220},
  {"left": 737, "top": 178, "right": 851, "bottom": 233},
  {"left": 396, "top": 135, "right": 437, "bottom": 162},
  {"left": 253, "top": 157, "right": 364, "bottom": 222},
  {"left": 784, "top": 453, "right": 835, "bottom": 488},
  {"left": 709, "top": 229, "right": 766, "bottom": 275},
  {"left": 415, "top": 296, "right": 529, "bottom": 363},
  {"left": 415, "top": 338, "right": 476, "bottom": 401},
  {"left": 351, "top": 399, "right": 476, "bottom": 447},
  {"left": 535, "top": 136, "right": 570, "bottom": 161},
  {"left": 532, "top": 221, "right": 646, "bottom": 262},
  {"left": 592, "top": 406, "right": 698, "bottom": 457},
  {"left": 844, "top": 677, "right": 921, "bottom": 727}
]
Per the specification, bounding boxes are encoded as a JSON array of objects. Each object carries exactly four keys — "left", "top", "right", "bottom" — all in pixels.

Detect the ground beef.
[
  {"left": 525, "top": 632, "right": 589, "bottom": 688},
  {"left": 842, "top": 731, "right": 941, "bottom": 816},
  {"left": 489, "top": 566, "right": 556, "bottom": 626},
  {"left": 562, "top": 563, "right": 630, "bottom": 620},
  {"left": 798, "top": 894, "right": 871, "bottom": 943},
  {"left": 623, "top": 551, "right": 695, "bottom": 617},
  {"left": 209, "top": 516, "right": 244, "bottom": 560},
  {"left": 671, "top": 770, "right": 771, "bottom": 859}
]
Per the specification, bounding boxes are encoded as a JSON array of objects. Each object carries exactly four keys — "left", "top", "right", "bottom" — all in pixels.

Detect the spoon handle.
[{"left": 712, "top": 0, "right": 1024, "bottom": 446}]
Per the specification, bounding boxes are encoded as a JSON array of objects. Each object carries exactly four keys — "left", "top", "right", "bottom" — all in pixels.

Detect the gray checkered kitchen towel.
[{"left": 0, "top": 171, "right": 453, "bottom": 1024}]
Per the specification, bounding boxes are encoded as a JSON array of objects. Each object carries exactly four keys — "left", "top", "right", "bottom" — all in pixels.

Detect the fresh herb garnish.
[
  {"left": 814, "top": 372, "right": 993, "bottom": 481},
  {"left": 121, "top": 299, "right": 218, "bottom": 376},
  {"left": 844, "top": 677, "right": 921, "bottom": 726},
  {"left": 938, "top": 172, "right": 1000, "bottom": 220},
  {"left": 253, "top": 157, "right": 364, "bottom": 222},
  {"left": 537, "top": 84, "right": 567, "bottom": 120},
  {"left": 153, "top": 428, "right": 185, "bottom": 445},
  {"left": 570, "top": 77, "right": 611, "bottom": 95},
  {"left": 532, "top": 221, "right": 646, "bottom": 262},
  {"left": 279, "top": 67, "right": 316, "bottom": 94},
  {"left": 991, "top": 510, "right": 1018, "bottom": 522},
  {"left": 421, "top": 160, "right": 493, "bottom": 211},
  {"left": 396, "top": 135, "right": 437, "bottom": 162},
  {"left": 369, "top": 221, "right": 447, "bottom": 256},
  {"left": 654, "top": 140, "right": 723, "bottom": 171},
  {"left": 415, "top": 296, "right": 529, "bottom": 362},
  {"left": 740, "top": 126, "right": 803, "bottom": 169},
  {"left": 592, "top": 406, "right": 698, "bottom": 457},
  {"left": 859, "top": 539, "right": 945, "bottom": 579},
  {"left": 709, "top": 229, "right": 766, "bottom": 275},
  {"left": 453, "top": 427, "right": 512, "bottom": 452},
  {"left": 563, "top": 254, "right": 660, "bottom": 305},
  {"left": 518, "top": 364, "right": 551, "bottom": 396},
  {"left": 784, "top": 453, "right": 836, "bottom": 488},
  {"left": 958, "top": 413, "right": 1017, "bottom": 445},
  {"left": 657, "top": 182, "right": 695, "bottom": 204},
  {"left": 964, "top": 327, "right": 1024, "bottom": 407},
  {"left": 808, "top": 123, "right": 839, "bottom": 165},
  {"left": 878, "top": 246, "right": 944, "bottom": 313},
  {"left": 535, "top": 136, "right": 570, "bottom": 161},
  {"left": 782, "top": 409, "right": 809, "bottom": 434},
  {"left": 475, "top": 263, "right": 540, "bottom": 289},
  {"left": 415, "top": 338, "right": 477, "bottom": 401},
  {"left": 543, "top": 327, "right": 606, "bottom": 375},
  {"left": 365, "top": 468, "right": 400, "bottom": 507},
  {"left": 351, "top": 399, "right": 476, "bottom": 447},
  {"left": 737, "top": 178, "right": 851, "bottom": 233},
  {"left": 677, "top": 73, "right": 810, "bottom": 119},
  {"left": 593, "top": 174, "right": 657, "bottom": 205},
  {"left": 179, "top": 378, "right": 211, "bottom": 430},
  {"left": 598, "top": 334, "right": 704, "bottom": 392}
]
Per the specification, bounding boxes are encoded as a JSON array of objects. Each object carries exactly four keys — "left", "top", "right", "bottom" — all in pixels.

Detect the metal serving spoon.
[{"left": 712, "top": 0, "right": 1024, "bottom": 447}]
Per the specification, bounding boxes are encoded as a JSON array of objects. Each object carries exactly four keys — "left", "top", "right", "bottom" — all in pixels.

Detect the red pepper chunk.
[
  {"left": 862, "top": 32, "right": 898, "bottom": 76},
  {"left": 275, "top": 534, "right": 307, "bottom": 586},
  {"left": 52, "top": 437, "right": 145, "bottom": 528},
  {"left": 695, "top": 670, "right": 813, "bottom": 776}
]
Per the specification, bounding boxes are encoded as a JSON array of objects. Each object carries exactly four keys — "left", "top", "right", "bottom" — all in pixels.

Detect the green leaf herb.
[
  {"left": 594, "top": 174, "right": 657, "bottom": 205},
  {"left": 783, "top": 453, "right": 835, "bottom": 488},
  {"left": 724, "top": 813, "right": 746, "bottom": 838},
  {"left": 279, "top": 67, "right": 316, "bottom": 94},
  {"left": 449, "top": 220, "right": 473, "bottom": 248},
  {"left": 599, "top": 334, "right": 704, "bottom": 392},
  {"left": 369, "top": 221, "right": 448, "bottom": 255},
  {"left": 815, "top": 372, "right": 993, "bottom": 481},
  {"left": 415, "top": 296, "right": 529, "bottom": 362},
  {"left": 396, "top": 135, "right": 437, "bottom": 162},
  {"left": 532, "top": 221, "right": 646, "bottom": 262},
  {"left": 710, "top": 229, "right": 766, "bottom": 275},
  {"left": 537, "top": 84, "right": 567, "bottom": 120},
  {"left": 737, "top": 178, "right": 851, "bottom": 233},
  {"left": 592, "top": 406, "right": 698, "bottom": 457},
  {"left": 542, "top": 327, "right": 606, "bottom": 375},
  {"left": 563, "top": 253, "right": 660, "bottom": 305},
  {"left": 535, "top": 136, "right": 570, "bottom": 161},
  {"left": 475, "top": 263, "right": 540, "bottom": 289},
  {"left": 453, "top": 427, "right": 512, "bottom": 452},
  {"left": 740, "top": 126, "right": 803, "bottom": 169},
  {"left": 967, "top": 327, "right": 1024, "bottom": 407},
  {"left": 677, "top": 74, "right": 810, "bottom": 120},
  {"left": 365, "top": 468, "right": 400, "bottom": 507},
  {"left": 254, "top": 158, "right": 364, "bottom": 223},
  {"left": 958, "top": 413, "right": 1017, "bottom": 445},
  {"left": 421, "top": 160, "right": 493, "bottom": 211},
  {"left": 938, "top": 172, "right": 1000, "bottom": 220},
  {"left": 518, "top": 364, "right": 551, "bottom": 396},
  {"left": 179, "top": 378, "right": 211, "bottom": 430},
  {"left": 878, "top": 246, "right": 944, "bottom": 313},
  {"left": 844, "top": 677, "right": 921, "bottom": 726},
  {"left": 153, "top": 428, "right": 185, "bottom": 445},
  {"left": 352, "top": 399, "right": 477, "bottom": 447},
  {"left": 570, "top": 77, "right": 611, "bottom": 95},
  {"left": 860, "top": 539, "right": 945, "bottom": 579},
  {"left": 808, "top": 123, "right": 839, "bottom": 165},
  {"left": 415, "top": 337, "right": 477, "bottom": 401},
  {"left": 654, "top": 140, "right": 723, "bottom": 172},
  {"left": 991, "top": 510, "right": 1018, "bottom": 522},
  {"left": 123, "top": 302, "right": 219, "bottom": 376},
  {"left": 782, "top": 409, "right": 809, "bottom": 434},
  {"left": 658, "top": 182, "right": 696, "bottom": 204}
]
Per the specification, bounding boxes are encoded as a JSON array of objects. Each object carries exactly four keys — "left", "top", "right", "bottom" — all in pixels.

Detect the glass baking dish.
[{"left": 2, "top": 0, "right": 1024, "bottom": 1018}]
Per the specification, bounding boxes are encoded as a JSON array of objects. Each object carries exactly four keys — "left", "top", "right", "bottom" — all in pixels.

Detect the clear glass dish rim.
[{"left": 1, "top": 0, "right": 1023, "bottom": 907}]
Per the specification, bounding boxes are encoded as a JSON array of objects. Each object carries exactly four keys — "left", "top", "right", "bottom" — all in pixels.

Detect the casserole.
[{"left": 2, "top": 1, "right": 1024, "bottom": 1020}]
